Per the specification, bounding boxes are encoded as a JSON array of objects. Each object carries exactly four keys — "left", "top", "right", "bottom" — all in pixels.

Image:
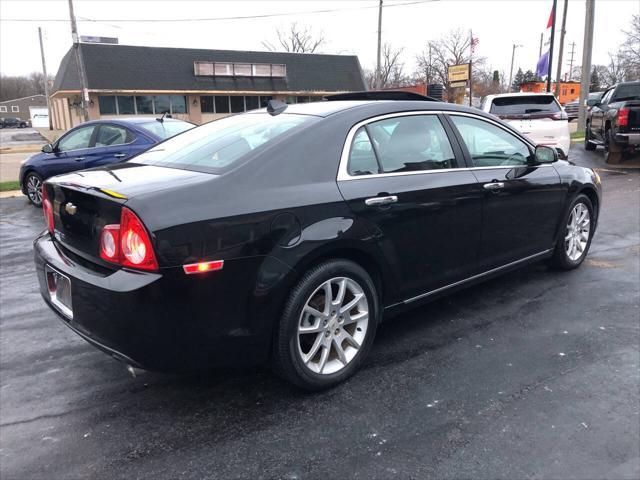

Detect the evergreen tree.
[
  {"left": 511, "top": 68, "right": 525, "bottom": 92},
  {"left": 590, "top": 67, "right": 601, "bottom": 92}
]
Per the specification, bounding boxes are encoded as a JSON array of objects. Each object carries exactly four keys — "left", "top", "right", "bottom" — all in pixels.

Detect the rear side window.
[
  {"left": 365, "top": 115, "right": 456, "bottom": 173},
  {"left": 95, "top": 125, "right": 131, "bottom": 147},
  {"left": 490, "top": 95, "right": 560, "bottom": 115},
  {"left": 134, "top": 113, "right": 316, "bottom": 174},
  {"left": 612, "top": 83, "right": 640, "bottom": 102}
]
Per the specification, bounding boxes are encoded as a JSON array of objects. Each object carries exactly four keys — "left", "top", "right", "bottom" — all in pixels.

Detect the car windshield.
[
  {"left": 612, "top": 83, "right": 640, "bottom": 102},
  {"left": 490, "top": 95, "right": 560, "bottom": 115},
  {"left": 138, "top": 120, "right": 195, "bottom": 140},
  {"left": 134, "top": 113, "right": 316, "bottom": 174}
]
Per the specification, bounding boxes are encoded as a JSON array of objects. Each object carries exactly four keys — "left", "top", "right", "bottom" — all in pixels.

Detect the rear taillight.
[
  {"left": 41, "top": 184, "right": 54, "bottom": 234},
  {"left": 618, "top": 107, "right": 629, "bottom": 127},
  {"left": 98, "top": 207, "right": 158, "bottom": 271},
  {"left": 550, "top": 111, "right": 568, "bottom": 121}
]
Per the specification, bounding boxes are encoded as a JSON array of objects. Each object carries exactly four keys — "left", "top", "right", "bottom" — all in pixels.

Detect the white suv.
[{"left": 481, "top": 93, "right": 570, "bottom": 158}]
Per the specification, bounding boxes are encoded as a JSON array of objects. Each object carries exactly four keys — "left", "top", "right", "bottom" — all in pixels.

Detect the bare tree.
[
  {"left": 262, "top": 23, "right": 325, "bottom": 53},
  {"left": 620, "top": 14, "right": 640, "bottom": 80},
  {"left": 365, "top": 43, "right": 409, "bottom": 89},
  {"left": 0, "top": 72, "right": 53, "bottom": 102}
]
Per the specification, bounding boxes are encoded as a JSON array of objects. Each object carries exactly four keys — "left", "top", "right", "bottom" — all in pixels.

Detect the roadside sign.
[
  {"left": 449, "top": 81, "right": 468, "bottom": 88},
  {"left": 448, "top": 64, "right": 470, "bottom": 82}
]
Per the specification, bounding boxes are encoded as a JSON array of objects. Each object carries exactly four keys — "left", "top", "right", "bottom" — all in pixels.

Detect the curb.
[
  {"left": 0, "top": 145, "right": 43, "bottom": 154},
  {"left": 0, "top": 190, "right": 23, "bottom": 199}
]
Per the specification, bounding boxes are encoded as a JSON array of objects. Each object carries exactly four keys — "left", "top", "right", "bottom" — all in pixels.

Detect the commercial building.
[
  {"left": 520, "top": 81, "right": 581, "bottom": 105},
  {"left": 0, "top": 94, "right": 47, "bottom": 122},
  {"left": 50, "top": 43, "right": 366, "bottom": 130}
]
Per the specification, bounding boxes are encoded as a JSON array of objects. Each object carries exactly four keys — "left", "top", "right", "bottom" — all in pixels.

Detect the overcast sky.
[{"left": 0, "top": 0, "right": 637, "bottom": 82}]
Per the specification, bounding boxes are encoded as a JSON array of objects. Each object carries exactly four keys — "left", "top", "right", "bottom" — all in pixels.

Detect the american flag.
[{"left": 471, "top": 37, "right": 480, "bottom": 53}]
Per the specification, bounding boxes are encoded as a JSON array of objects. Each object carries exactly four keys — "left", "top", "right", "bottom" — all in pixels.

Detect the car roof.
[
  {"left": 487, "top": 92, "right": 558, "bottom": 99},
  {"left": 249, "top": 99, "right": 483, "bottom": 118},
  {"left": 75, "top": 117, "right": 189, "bottom": 127}
]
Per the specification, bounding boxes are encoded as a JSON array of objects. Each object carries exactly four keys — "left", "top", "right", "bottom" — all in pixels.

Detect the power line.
[{"left": 0, "top": 0, "right": 437, "bottom": 23}]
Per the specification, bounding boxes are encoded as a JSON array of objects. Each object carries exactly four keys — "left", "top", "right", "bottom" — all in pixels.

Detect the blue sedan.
[{"left": 19, "top": 117, "right": 194, "bottom": 206}]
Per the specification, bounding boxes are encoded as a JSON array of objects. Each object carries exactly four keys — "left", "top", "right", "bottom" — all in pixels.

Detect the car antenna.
[
  {"left": 156, "top": 111, "right": 168, "bottom": 123},
  {"left": 266, "top": 99, "right": 288, "bottom": 116}
]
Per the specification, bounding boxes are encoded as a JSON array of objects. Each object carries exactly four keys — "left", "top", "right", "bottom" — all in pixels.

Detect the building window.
[
  {"left": 136, "top": 96, "right": 154, "bottom": 114},
  {"left": 11, "top": 105, "right": 19, "bottom": 112},
  {"left": 117, "top": 96, "right": 135, "bottom": 114},
  {"left": 285, "top": 96, "right": 298, "bottom": 104},
  {"left": 271, "top": 64, "right": 286, "bottom": 77},
  {"left": 99, "top": 96, "right": 117, "bottom": 114},
  {"left": 245, "top": 96, "right": 259, "bottom": 111},
  {"left": 253, "top": 64, "right": 271, "bottom": 77},
  {"left": 215, "top": 96, "right": 230, "bottom": 114},
  {"left": 214, "top": 62, "right": 233, "bottom": 76},
  {"left": 260, "top": 96, "right": 273, "bottom": 108},
  {"left": 562, "top": 89, "right": 567, "bottom": 96},
  {"left": 0, "top": 106, "right": 7, "bottom": 112},
  {"left": 200, "top": 96, "right": 214, "bottom": 113},
  {"left": 154, "top": 95, "right": 171, "bottom": 114},
  {"left": 170, "top": 95, "right": 187, "bottom": 114},
  {"left": 570, "top": 88, "right": 575, "bottom": 94},
  {"left": 194, "top": 61, "right": 214, "bottom": 76},
  {"left": 230, "top": 96, "right": 245, "bottom": 113},
  {"left": 233, "top": 63, "right": 252, "bottom": 76}
]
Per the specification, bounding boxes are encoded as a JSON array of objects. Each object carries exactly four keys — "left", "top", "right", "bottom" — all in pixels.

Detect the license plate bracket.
[{"left": 45, "top": 265, "right": 73, "bottom": 319}]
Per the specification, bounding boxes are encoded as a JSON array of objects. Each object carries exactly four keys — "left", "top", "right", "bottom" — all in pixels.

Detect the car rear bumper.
[
  {"left": 615, "top": 133, "right": 640, "bottom": 146},
  {"left": 34, "top": 232, "right": 275, "bottom": 371}
]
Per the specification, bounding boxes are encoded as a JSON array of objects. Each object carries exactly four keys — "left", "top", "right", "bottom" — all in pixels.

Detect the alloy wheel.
[
  {"left": 297, "top": 276, "right": 369, "bottom": 375},
  {"left": 565, "top": 202, "right": 590, "bottom": 261},
  {"left": 26, "top": 175, "right": 43, "bottom": 206}
]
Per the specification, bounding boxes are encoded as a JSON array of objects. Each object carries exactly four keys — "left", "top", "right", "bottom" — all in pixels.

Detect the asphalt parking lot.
[{"left": 1, "top": 145, "right": 638, "bottom": 479}]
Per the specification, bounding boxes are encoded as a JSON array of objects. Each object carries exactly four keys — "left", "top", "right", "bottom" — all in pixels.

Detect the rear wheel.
[
  {"left": 272, "top": 259, "right": 379, "bottom": 390},
  {"left": 552, "top": 194, "right": 594, "bottom": 270},
  {"left": 25, "top": 172, "right": 43, "bottom": 207},
  {"left": 584, "top": 123, "right": 596, "bottom": 151}
]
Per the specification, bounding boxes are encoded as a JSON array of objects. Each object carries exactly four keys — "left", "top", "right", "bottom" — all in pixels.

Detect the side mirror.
[
  {"left": 586, "top": 99, "right": 598, "bottom": 107},
  {"left": 535, "top": 145, "right": 558, "bottom": 164},
  {"left": 41, "top": 143, "right": 54, "bottom": 154}
]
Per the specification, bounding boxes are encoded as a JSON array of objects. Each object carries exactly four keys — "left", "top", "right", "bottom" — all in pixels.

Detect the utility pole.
[
  {"left": 375, "top": 0, "right": 383, "bottom": 89},
  {"left": 469, "top": 29, "right": 473, "bottom": 107},
  {"left": 539, "top": 32, "right": 543, "bottom": 59},
  {"left": 546, "top": 0, "right": 557, "bottom": 92},
  {"left": 554, "top": 0, "right": 568, "bottom": 98},
  {"left": 577, "top": 0, "right": 595, "bottom": 133},
  {"left": 68, "top": 0, "right": 89, "bottom": 122},
  {"left": 38, "top": 27, "right": 52, "bottom": 130},
  {"left": 567, "top": 41, "right": 576, "bottom": 80},
  {"left": 508, "top": 44, "right": 522, "bottom": 93}
]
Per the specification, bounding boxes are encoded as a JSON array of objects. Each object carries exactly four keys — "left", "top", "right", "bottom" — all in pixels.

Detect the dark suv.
[{"left": 0, "top": 117, "right": 28, "bottom": 129}]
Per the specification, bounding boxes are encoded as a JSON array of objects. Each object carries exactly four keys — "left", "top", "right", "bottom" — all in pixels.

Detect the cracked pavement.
[{"left": 1, "top": 146, "right": 638, "bottom": 479}]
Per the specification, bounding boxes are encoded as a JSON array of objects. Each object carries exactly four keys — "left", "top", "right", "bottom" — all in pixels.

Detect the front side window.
[
  {"left": 449, "top": 115, "right": 532, "bottom": 167},
  {"left": 364, "top": 115, "right": 456, "bottom": 173},
  {"left": 347, "top": 127, "right": 379, "bottom": 176},
  {"left": 57, "top": 125, "right": 95, "bottom": 152},
  {"left": 134, "top": 113, "right": 316, "bottom": 174},
  {"left": 95, "top": 125, "right": 129, "bottom": 147}
]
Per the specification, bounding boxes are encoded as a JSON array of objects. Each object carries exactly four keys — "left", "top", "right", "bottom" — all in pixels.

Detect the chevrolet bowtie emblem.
[{"left": 65, "top": 203, "right": 77, "bottom": 215}]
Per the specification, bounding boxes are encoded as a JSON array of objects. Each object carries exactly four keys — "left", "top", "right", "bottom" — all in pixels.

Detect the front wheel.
[
  {"left": 24, "top": 172, "right": 44, "bottom": 207},
  {"left": 552, "top": 194, "right": 594, "bottom": 270},
  {"left": 272, "top": 259, "right": 379, "bottom": 390}
]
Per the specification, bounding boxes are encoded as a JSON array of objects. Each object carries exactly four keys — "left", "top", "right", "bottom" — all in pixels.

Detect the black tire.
[
  {"left": 551, "top": 194, "right": 594, "bottom": 270},
  {"left": 272, "top": 259, "right": 379, "bottom": 391},
  {"left": 604, "top": 128, "right": 622, "bottom": 164},
  {"left": 584, "top": 123, "right": 597, "bottom": 151},
  {"left": 24, "top": 172, "right": 44, "bottom": 207}
]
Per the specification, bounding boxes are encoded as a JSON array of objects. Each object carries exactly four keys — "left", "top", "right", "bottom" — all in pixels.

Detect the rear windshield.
[
  {"left": 490, "top": 95, "right": 560, "bottom": 115},
  {"left": 138, "top": 120, "right": 194, "bottom": 140},
  {"left": 612, "top": 83, "right": 640, "bottom": 102},
  {"left": 133, "top": 113, "right": 316, "bottom": 174}
]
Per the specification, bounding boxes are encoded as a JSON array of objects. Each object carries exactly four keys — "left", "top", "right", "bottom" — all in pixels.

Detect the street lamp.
[{"left": 508, "top": 44, "right": 523, "bottom": 93}]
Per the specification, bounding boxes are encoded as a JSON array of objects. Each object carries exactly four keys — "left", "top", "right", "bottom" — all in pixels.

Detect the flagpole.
[
  {"left": 469, "top": 29, "right": 473, "bottom": 107},
  {"left": 546, "top": 0, "right": 557, "bottom": 92}
]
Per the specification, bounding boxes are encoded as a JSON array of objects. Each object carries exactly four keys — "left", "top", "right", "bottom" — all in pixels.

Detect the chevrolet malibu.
[{"left": 34, "top": 95, "right": 601, "bottom": 390}]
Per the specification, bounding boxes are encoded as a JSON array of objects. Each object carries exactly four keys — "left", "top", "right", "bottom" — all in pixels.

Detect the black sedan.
[
  {"left": 0, "top": 116, "right": 28, "bottom": 128},
  {"left": 34, "top": 95, "right": 601, "bottom": 390}
]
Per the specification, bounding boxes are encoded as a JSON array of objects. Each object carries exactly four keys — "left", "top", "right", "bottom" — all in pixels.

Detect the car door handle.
[
  {"left": 365, "top": 195, "right": 398, "bottom": 206},
  {"left": 483, "top": 182, "right": 505, "bottom": 191},
  {"left": 73, "top": 157, "right": 85, "bottom": 162},
  {"left": 114, "top": 153, "right": 126, "bottom": 158}
]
